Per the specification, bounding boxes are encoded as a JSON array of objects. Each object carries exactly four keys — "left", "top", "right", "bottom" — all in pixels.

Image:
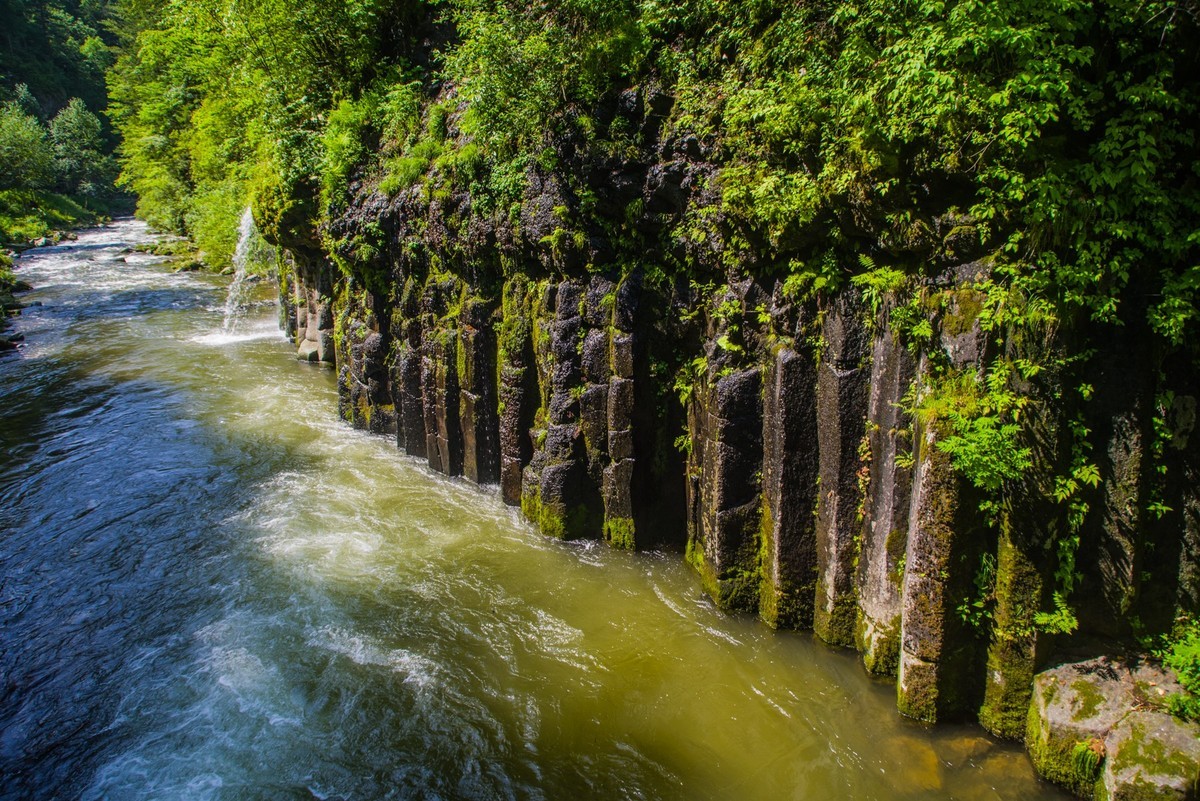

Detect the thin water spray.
[{"left": 222, "top": 207, "right": 274, "bottom": 333}]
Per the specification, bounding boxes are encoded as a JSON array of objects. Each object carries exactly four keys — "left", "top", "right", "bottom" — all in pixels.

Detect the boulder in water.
[
  {"left": 297, "top": 340, "right": 320, "bottom": 362},
  {"left": 1026, "top": 655, "right": 1200, "bottom": 799}
]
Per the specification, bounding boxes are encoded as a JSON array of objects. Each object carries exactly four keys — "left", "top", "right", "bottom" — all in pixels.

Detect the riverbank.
[
  {"left": 0, "top": 189, "right": 106, "bottom": 248},
  {"left": 0, "top": 250, "right": 32, "bottom": 351}
]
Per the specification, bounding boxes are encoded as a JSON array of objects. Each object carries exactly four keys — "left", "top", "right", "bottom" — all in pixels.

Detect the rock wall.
[
  {"left": 268, "top": 85, "right": 1200, "bottom": 801},
  {"left": 275, "top": 239, "right": 1200, "bottom": 798}
]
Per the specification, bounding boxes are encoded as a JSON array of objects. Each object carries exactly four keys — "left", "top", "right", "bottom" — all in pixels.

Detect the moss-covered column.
[
  {"left": 521, "top": 279, "right": 604, "bottom": 539},
  {"left": 855, "top": 323, "right": 916, "bottom": 674},
  {"left": 978, "top": 513, "right": 1048, "bottom": 738},
  {"left": 813, "top": 290, "right": 871, "bottom": 646},
  {"left": 420, "top": 277, "right": 463, "bottom": 477},
  {"left": 278, "top": 264, "right": 298, "bottom": 340},
  {"left": 498, "top": 276, "right": 538, "bottom": 505},
  {"left": 897, "top": 408, "right": 986, "bottom": 722},
  {"left": 760, "top": 346, "right": 819, "bottom": 628},
  {"left": 458, "top": 296, "right": 500, "bottom": 484},
  {"left": 337, "top": 285, "right": 395, "bottom": 435},
  {"left": 393, "top": 277, "right": 427, "bottom": 458},
  {"left": 685, "top": 366, "right": 764, "bottom": 612},
  {"left": 979, "top": 328, "right": 1064, "bottom": 739}
]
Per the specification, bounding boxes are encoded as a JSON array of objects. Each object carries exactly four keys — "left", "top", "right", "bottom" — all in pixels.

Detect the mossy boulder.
[
  {"left": 1098, "top": 710, "right": 1200, "bottom": 800},
  {"left": 1027, "top": 656, "right": 1199, "bottom": 799}
]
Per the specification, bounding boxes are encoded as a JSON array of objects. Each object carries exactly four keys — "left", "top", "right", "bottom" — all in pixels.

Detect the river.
[{"left": 0, "top": 220, "right": 1065, "bottom": 800}]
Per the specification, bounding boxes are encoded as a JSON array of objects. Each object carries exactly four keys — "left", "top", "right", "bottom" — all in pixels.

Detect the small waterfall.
[{"left": 222, "top": 207, "right": 274, "bottom": 333}]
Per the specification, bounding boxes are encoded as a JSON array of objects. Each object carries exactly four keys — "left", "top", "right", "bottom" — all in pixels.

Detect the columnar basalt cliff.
[{"left": 262, "top": 76, "right": 1200, "bottom": 792}]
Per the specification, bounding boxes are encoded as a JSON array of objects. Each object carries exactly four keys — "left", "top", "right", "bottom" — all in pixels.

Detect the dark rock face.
[
  {"left": 284, "top": 260, "right": 337, "bottom": 366},
  {"left": 1077, "top": 319, "right": 1157, "bottom": 637},
  {"left": 686, "top": 367, "right": 764, "bottom": 612},
  {"left": 897, "top": 412, "right": 986, "bottom": 723},
  {"left": 459, "top": 297, "right": 500, "bottom": 484},
  {"left": 855, "top": 322, "right": 916, "bottom": 673},
  {"left": 813, "top": 290, "right": 872, "bottom": 646},
  {"left": 760, "top": 346, "right": 819, "bottom": 629}
]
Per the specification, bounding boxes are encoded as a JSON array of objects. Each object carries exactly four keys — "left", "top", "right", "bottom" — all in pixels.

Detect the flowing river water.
[{"left": 0, "top": 220, "right": 1066, "bottom": 800}]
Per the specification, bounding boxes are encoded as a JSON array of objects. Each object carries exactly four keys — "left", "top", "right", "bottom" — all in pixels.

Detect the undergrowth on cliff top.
[{"left": 109, "top": 0, "right": 1200, "bottom": 342}]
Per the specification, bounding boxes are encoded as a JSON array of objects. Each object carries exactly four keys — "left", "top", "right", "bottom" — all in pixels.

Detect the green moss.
[
  {"left": 1025, "top": 688, "right": 1105, "bottom": 798},
  {"left": 1098, "top": 718, "right": 1200, "bottom": 801},
  {"left": 898, "top": 661, "right": 939, "bottom": 723},
  {"left": 980, "top": 522, "right": 1045, "bottom": 740},
  {"left": 978, "top": 637, "right": 1036, "bottom": 739},
  {"left": 941, "top": 288, "right": 984, "bottom": 338},
  {"left": 814, "top": 581, "right": 858, "bottom": 647},
  {"left": 686, "top": 536, "right": 722, "bottom": 604},
  {"left": 521, "top": 480, "right": 597, "bottom": 541},
  {"left": 758, "top": 495, "right": 781, "bottom": 627},
  {"left": 885, "top": 526, "right": 909, "bottom": 587},
  {"left": 604, "top": 516, "right": 636, "bottom": 550},
  {"left": 858, "top": 615, "right": 901, "bottom": 676},
  {"left": 1071, "top": 679, "right": 1106, "bottom": 722},
  {"left": 522, "top": 486, "right": 565, "bottom": 540},
  {"left": 686, "top": 531, "right": 760, "bottom": 613}
]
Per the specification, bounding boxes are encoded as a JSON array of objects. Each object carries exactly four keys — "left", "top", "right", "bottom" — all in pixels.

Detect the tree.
[
  {"left": 49, "top": 96, "right": 113, "bottom": 196},
  {"left": 0, "top": 103, "right": 54, "bottom": 189}
]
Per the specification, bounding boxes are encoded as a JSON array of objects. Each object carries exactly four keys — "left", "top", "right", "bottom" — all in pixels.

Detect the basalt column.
[
  {"left": 458, "top": 295, "right": 501, "bottom": 485},
  {"left": 521, "top": 279, "right": 604, "bottom": 539},
  {"left": 498, "top": 277, "right": 539, "bottom": 505},
  {"left": 685, "top": 365, "right": 764, "bottom": 612},
  {"left": 420, "top": 278, "right": 464, "bottom": 477},
  {"left": 978, "top": 326, "right": 1063, "bottom": 740},
  {"left": 1076, "top": 317, "right": 1156, "bottom": 637},
  {"left": 813, "top": 290, "right": 871, "bottom": 646},
  {"left": 897, "top": 357, "right": 988, "bottom": 723},
  {"left": 855, "top": 318, "right": 916, "bottom": 674},
  {"left": 289, "top": 254, "right": 336, "bottom": 365},
  {"left": 337, "top": 286, "right": 396, "bottom": 435},
  {"left": 759, "top": 343, "right": 820, "bottom": 629},
  {"left": 393, "top": 277, "right": 428, "bottom": 459}
]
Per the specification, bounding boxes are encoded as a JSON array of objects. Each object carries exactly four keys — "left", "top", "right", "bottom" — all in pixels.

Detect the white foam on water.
[
  {"left": 190, "top": 321, "right": 285, "bottom": 346},
  {"left": 306, "top": 626, "right": 439, "bottom": 689}
]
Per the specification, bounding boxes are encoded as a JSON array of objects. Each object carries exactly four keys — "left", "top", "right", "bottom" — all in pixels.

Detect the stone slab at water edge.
[{"left": 1027, "top": 656, "right": 1200, "bottom": 799}]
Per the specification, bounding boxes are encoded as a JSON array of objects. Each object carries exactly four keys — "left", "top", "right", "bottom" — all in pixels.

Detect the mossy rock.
[
  {"left": 603, "top": 516, "right": 636, "bottom": 550},
  {"left": 1026, "top": 664, "right": 1127, "bottom": 797},
  {"left": 1097, "top": 711, "right": 1200, "bottom": 801},
  {"left": 1027, "top": 657, "right": 1195, "bottom": 799}
]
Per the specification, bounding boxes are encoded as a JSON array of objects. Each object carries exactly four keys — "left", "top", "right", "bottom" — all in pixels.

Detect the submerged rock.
[{"left": 297, "top": 339, "right": 320, "bottom": 362}]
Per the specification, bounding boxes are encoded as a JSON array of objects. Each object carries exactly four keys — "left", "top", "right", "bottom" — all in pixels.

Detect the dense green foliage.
[
  {"left": 108, "top": 0, "right": 1199, "bottom": 628},
  {"left": 106, "top": 0, "right": 424, "bottom": 266},
  {"left": 0, "top": 103, "right": 55, "bottom": 189},
  {"left": 1159, "top": 618, "right": 1200, "bottom": 721},
  {"left": 110, "top": 1, "right": 1200, "bottom": 321},
  {"left": 1, "top": 1, "right": 124, "bottom": 241},
  {"left": 0, "top": 0, "right": 115, "bottom": 112}
]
